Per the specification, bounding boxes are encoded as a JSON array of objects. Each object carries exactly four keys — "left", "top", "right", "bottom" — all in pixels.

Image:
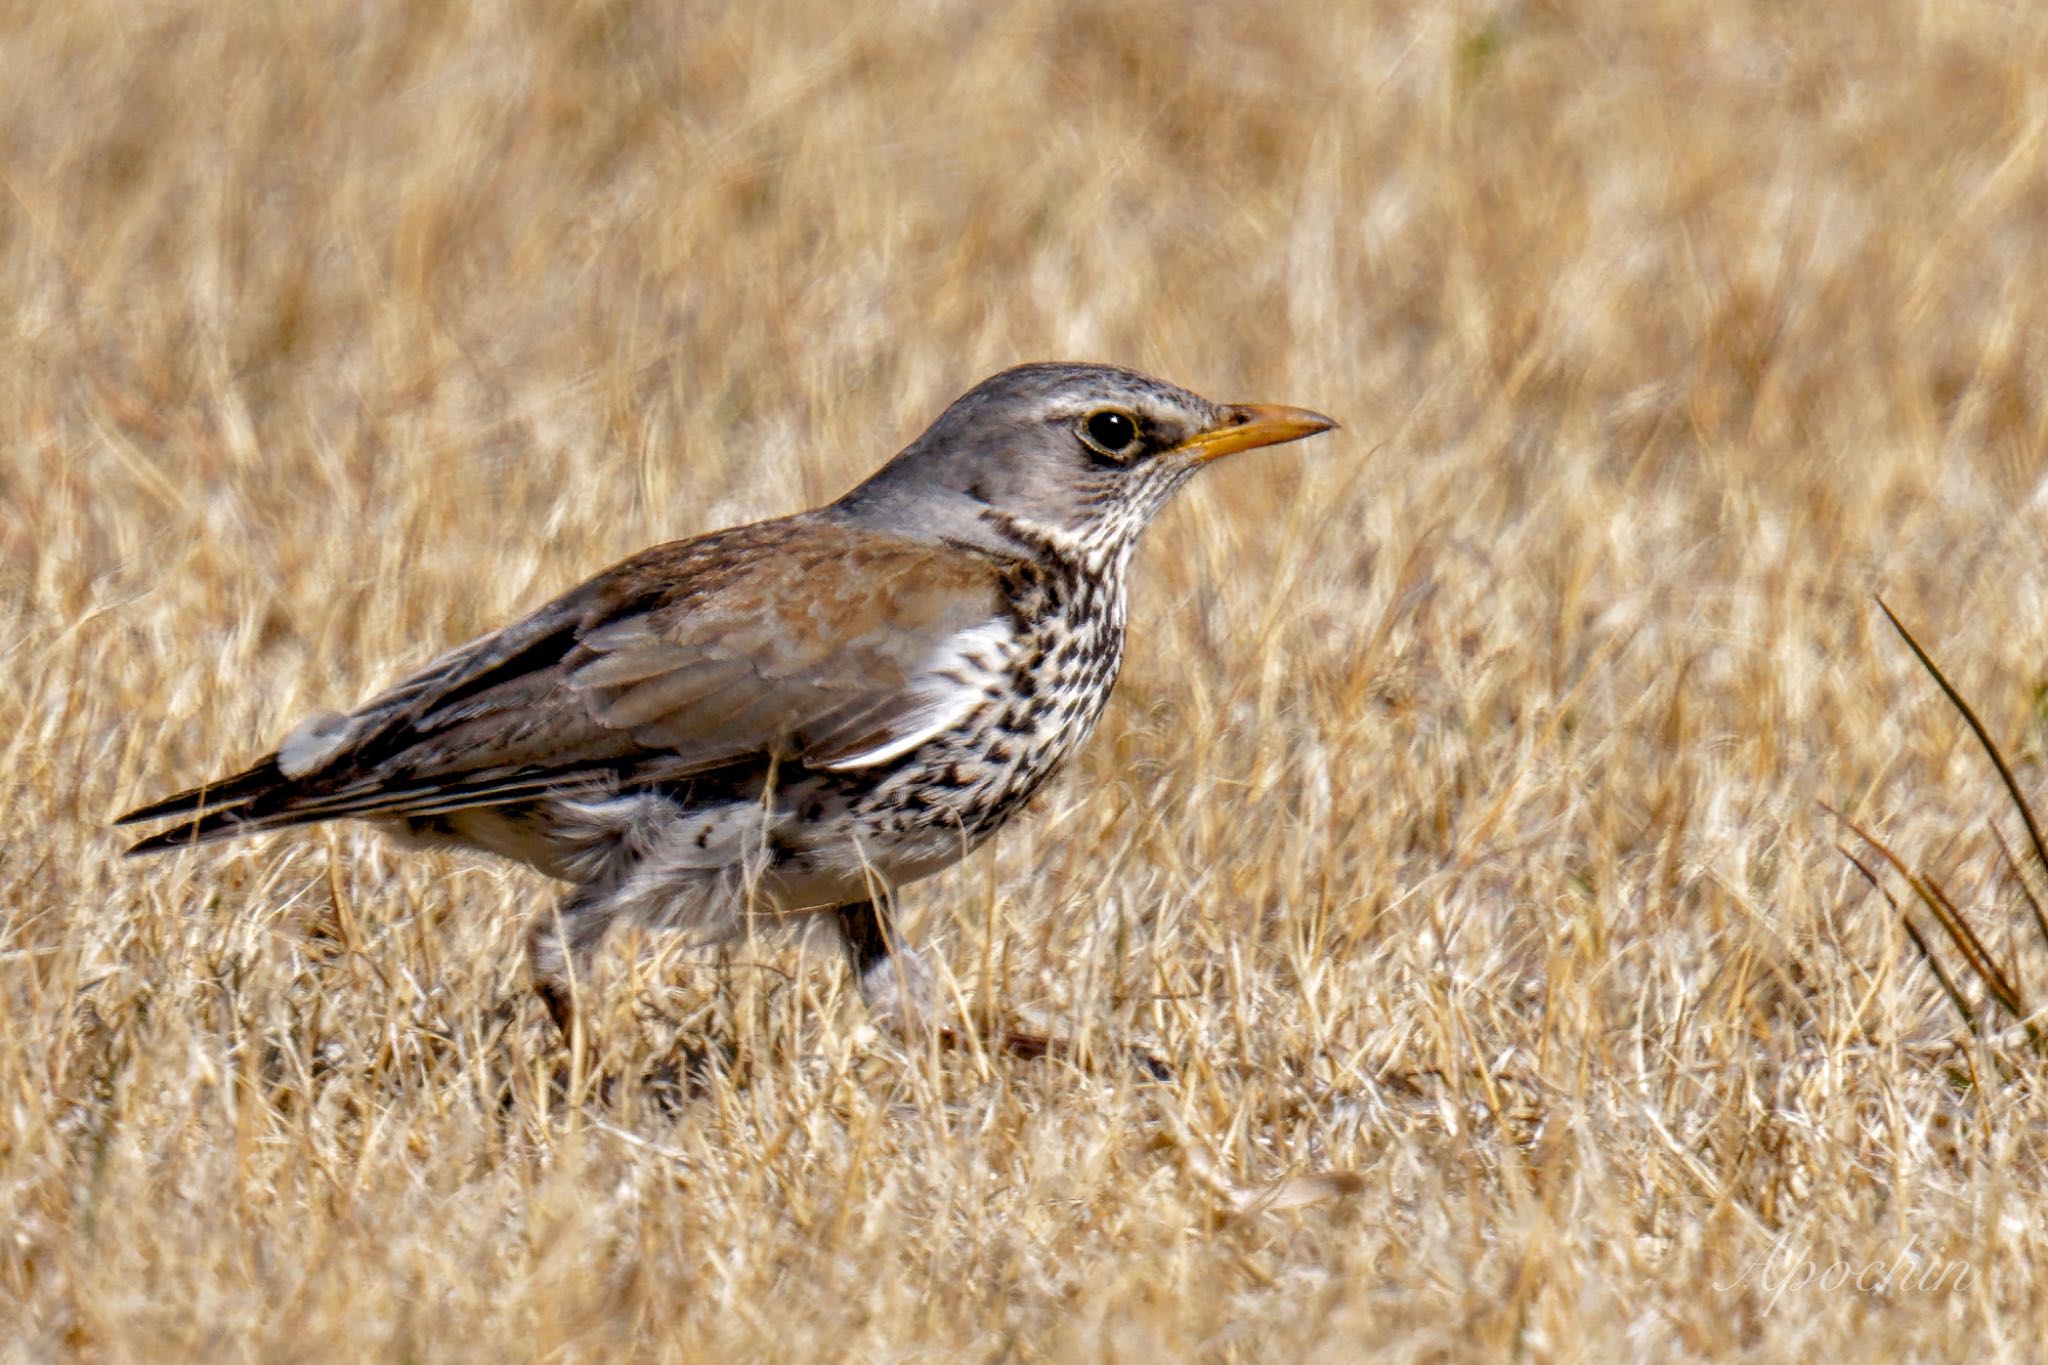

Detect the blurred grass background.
[{"left": 6, "top": 0, "right": 2048, "bottom": 1356}]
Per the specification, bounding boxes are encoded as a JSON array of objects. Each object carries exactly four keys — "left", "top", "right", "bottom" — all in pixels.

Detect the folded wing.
[{"left": 118, "top": 515, "right": 1014, "bottom": 853}]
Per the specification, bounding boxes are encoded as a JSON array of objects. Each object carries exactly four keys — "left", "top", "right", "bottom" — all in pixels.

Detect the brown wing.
[{"left": 119, "top": 515, "right": 1013, "bottom": 851}]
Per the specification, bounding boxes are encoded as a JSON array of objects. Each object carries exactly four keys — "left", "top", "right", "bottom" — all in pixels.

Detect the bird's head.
[{"left": 837, "top": 363, "right": 1337, "bottom": 559}]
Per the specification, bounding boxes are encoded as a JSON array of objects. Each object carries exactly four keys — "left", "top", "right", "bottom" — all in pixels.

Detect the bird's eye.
[{"left": 1080, "top": 410, "right": 1139, "bottom": 459}]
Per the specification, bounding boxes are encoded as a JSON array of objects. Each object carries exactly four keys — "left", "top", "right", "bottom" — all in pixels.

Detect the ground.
[{"left": 5, "top": 0, "right": 2048, "bottom": 1358}]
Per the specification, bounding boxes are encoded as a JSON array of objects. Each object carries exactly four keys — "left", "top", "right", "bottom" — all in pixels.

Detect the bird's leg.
[
  {"left": 830, "top": 900, "right": 1166, "bottom": 1076},
  {"left": 535, "top": 975, "right": 576, "bottom": 1042},
  {"left": 525, "top": 892, "right": 619, "bottom": 1046},
  {"left": 831, "top": 899, "right": 937, "bottom": 1039}
]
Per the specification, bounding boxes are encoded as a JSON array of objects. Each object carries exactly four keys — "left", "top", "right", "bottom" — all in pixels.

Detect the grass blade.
[{"left": 1877, "top": 595, "right": 2048, "bottom": 957}]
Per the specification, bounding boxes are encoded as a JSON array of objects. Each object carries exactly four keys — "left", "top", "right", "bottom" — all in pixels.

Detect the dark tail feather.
[
  {"left": 118, "top": 754, "right": 647, "bottom": 857},
  {"left": 117, "top": 756, "right": 293, "bottom": 855},
  {"left": 114, "top": 757, "right": 286, "bottom": 828},
  {"left": 123, "top": 805, "right": 289, "bottom": 856},
  {"left": 117, "top": 760, "right": 615, "bottom": 856}
]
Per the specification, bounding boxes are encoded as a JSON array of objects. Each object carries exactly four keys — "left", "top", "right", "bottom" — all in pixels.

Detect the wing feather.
[{"left": 118, "top": 515, "right": 1017, "bottom": 852}]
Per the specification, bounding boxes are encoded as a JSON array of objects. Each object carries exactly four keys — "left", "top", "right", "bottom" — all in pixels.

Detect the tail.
[
  {"left": 115, "top": 756, "right": 291, "bottom": 855},
  {"left": 115, "top": 753, "right": 624, "bottom": 856}
]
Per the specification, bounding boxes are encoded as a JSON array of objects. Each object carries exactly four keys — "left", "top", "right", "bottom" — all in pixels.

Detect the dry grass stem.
[{"left": 7, "top": 0, "right": 2048, "bottom": 1357}]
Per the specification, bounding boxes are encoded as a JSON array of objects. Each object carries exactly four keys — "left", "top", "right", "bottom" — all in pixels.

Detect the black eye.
[{"left": 1081, "top": 410, "right": 1139, "bottom": 458}]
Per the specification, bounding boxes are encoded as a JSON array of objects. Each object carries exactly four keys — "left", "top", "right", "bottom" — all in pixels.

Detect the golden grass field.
[{"left": 7, "top": 0, "right": 2048, "bottom": 1357}]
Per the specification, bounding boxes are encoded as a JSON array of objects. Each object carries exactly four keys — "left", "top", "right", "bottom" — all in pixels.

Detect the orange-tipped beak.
[{"left": 1175, "top": 403, "right": 1339, "bottom": 464}]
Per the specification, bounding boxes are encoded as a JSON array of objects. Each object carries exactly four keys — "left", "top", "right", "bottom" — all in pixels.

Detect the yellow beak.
[{"left": 1175, "top": 403, "right": 1339, "bottom": 464}]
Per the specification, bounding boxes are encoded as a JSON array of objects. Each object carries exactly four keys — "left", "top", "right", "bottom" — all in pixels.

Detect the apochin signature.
[{"left": 1717, "top": 1234, "right": 1975, "bottom": 1312}]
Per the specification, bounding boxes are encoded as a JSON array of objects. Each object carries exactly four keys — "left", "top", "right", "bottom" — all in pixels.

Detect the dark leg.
[
  {"left": 526, "top": 892, "right": 617, "bottom": 1045},
  {"left": 831, "top": 901, "right": 1165, "bottom": 1077},
  {"left": 833, "top": 899, "right": 893, "bottom": 979},
  {"left": 831, "top": 899, "right": 934, "bottom": 1035},
  {"left": 535, "top": 976, "right": 577, "bottom": 1042}
]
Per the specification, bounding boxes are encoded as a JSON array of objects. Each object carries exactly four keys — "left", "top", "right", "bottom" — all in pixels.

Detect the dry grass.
[{"left": 7, "top": 0, "right": 2048, "bottom": 1357}]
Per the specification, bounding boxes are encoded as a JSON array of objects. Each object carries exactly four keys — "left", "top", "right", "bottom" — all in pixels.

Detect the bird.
[{"left": 116, "top": 362, "right": 1336, "bottom": 1046}]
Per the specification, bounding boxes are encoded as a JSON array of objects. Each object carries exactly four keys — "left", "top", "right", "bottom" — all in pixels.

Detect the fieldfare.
[{"left": 118, "top": 363, "right": 1337, "bottom": 1042}]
